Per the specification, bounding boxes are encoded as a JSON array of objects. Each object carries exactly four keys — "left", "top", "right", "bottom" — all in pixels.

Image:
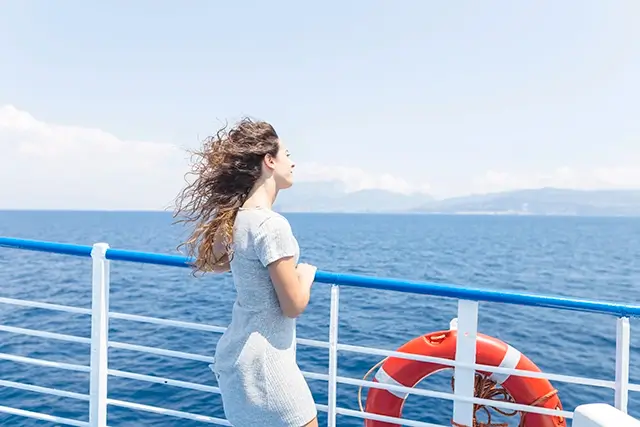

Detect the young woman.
[{"left": 173, "top": 118, "right": 318, "bottom": 427}]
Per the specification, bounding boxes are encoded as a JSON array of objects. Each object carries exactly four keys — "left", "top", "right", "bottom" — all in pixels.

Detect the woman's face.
[{"left": 268, "top": 140, "right": 295, "bottom": 190}]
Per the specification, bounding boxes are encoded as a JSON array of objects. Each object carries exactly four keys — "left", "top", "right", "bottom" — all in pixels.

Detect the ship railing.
[{"left": 0, "top": 236, "right": 638, "bottom": 427}]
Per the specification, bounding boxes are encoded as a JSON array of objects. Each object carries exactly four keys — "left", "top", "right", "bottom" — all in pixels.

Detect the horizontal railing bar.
[
  {"left": 0, "top": 324, "right": 91, "bottom": 344},
  {"left": 303, "top": 364, "right": 596, "bottom": 397},
  {"left": 302, "top": 371, "right": 331, "bottom": 382},
  {"left": 108, "top": 340, "right": 330, "bottom": 378},
  {"left": 107, "top": 399, "right": 331, "bottom": 425},
  {"left": 108, "top": 312, "right": 330, "bottom": 350},
  {"left": 109, "top": 341, "right": 214, "bottom": 363},
  {"left": 106, "top": 248, "right": 190, "bottom": 267},
  {"left": 0, "top": 379, "right": 90, "bottom": 401},
  {"left": 2, "top": 236, "right": 639, "bottom": 317},
  {"left": 629, "top": 383, "right": 640, "bottom": 392},
  {"left": 339, "top": 341, "right": 495, "bottom": 366},
  {"left": 0, "top": 297, "right": 91, "bottom": 315},
  {"left": 0, "top": 352, "right": 91, "bottom": 372},
  {"left": 108, "top": 368, "right": 324, "bottom": 394},
  {"left": 336, "top": 406, "right": 449, "bottom": 427},
  {"left": 316, "top": 403, "right": 329, "bottom": 413},
  {"left": 337, "top": 342, "right": 616, "bottom": 388},
  {"left": 108, "top": 369, "right": 221, "bottom": 394},
  {"left": 108, "top": 341, "right": 329, "bottom": 385},
  {"left": 296, "top": 337, "right": 330, "bottom": 349},
  {"left": 0, "top": 237, "right": 93, "bottom": 257},
  {"left": 0, "top": 405, "right": 90, "bottom": 427},
  {"left": 336, "top": 375, "right": 573, "bottom": 418},
  {"left": 108, "top": 311, "right": 226, "bottom": 333},
  {"left": 107, "top": 398, "right": 231, "bottom": 426},
  {"left": 315, "top": 270, "right": 640, "bottom": 317}
]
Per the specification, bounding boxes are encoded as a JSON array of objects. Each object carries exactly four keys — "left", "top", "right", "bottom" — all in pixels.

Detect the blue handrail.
[{"left": 2, "top": 236, "right": 640, "bottom": 317}]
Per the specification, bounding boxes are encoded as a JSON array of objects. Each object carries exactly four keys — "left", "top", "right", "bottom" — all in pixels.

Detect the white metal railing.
[{"left": 0, "top": 237, "right": 639, "bottom": 427}]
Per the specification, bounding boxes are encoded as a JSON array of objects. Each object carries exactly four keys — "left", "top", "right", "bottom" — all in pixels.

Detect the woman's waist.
[
  {"left": 224, "top": 312, "right": 295, "bottom": 340},
  {"left": 214, "top": 321, "right": 297, "bottom": 369},
  {"left": 231, "top": 298, "right": 293, "bottom": 323}
]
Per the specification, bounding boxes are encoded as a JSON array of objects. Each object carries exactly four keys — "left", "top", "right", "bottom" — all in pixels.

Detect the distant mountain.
[
  {"left": 413, "top": 188, "right": 640, "bottom": 216},
  {"left": 274, "top": 185, "right": 640, "bottom": 215},
  {"left": 274, "top": 181, "right": 433, "bottom": 213}
]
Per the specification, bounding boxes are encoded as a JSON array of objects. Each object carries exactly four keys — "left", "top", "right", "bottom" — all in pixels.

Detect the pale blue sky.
[{"left": 0, "top": 1, "right": 638, "bottom": 208}]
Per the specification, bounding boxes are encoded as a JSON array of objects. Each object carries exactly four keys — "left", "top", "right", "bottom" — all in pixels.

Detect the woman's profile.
[{"left": 173, "top": 118, "right": 318, "bottom": 427}]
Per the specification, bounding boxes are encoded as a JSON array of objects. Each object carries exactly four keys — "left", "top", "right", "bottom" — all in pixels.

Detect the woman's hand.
[{"left": 296, "top": 263, "right": 317, "bottom": 287}]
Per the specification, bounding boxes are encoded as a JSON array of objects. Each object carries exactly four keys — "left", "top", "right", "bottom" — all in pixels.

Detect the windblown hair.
[{"left": 173, "top": 118, "right": 280, "bottom": 273}]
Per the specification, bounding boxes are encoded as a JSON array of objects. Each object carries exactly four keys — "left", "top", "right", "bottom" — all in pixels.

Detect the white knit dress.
[{"left": 210, "top": 207, "right": 317, "bottom": 427}]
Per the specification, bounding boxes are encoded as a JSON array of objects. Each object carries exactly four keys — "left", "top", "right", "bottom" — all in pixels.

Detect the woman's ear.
[{"left": 263, "top": 153, "right": 276, "bottom": 171}]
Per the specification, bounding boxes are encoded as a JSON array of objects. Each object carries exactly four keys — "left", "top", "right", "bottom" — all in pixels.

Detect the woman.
[{"left": 173, "top": 118, "right": 319, "bottom": 427}]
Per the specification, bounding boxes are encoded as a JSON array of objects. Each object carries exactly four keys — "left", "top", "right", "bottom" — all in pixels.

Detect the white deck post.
[
  {"left": 615, "top": 316, "right": 630, "bottom": 413},
  {"left": 327, "top": 285, "right": 340, "bottom": 427},
  {"left": 452, "top": 300, "right": 479, "bottom": 427},
  {"left": 89, "top": 243, "right": 110, "bottom": 427}
]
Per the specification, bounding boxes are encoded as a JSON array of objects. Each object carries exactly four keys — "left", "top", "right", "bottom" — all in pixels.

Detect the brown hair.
[{"left": 173, "top": 117, "right": 280, "bottom": 273}]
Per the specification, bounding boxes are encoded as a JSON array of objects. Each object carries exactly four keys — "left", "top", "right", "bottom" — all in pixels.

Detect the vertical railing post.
[
  {"left": 614, "top": 316, "right": 630, "bottom": 413},
  {"left": 452, "top": 300, "right": 479, "bottom": 427},
  {"left": 327, "top": 285, "right": 340, "bottom": 427},
  {"left": 89, "top": 243, "right": 110, "bottom": 427}
]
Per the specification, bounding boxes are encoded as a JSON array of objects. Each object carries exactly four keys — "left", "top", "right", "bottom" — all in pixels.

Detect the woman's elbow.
[
  {"left": 281, "top": 299, "right": 309, "bottom": 318},
  {"left": 282, "top": 308, "right": 302, "bottom": 318}
]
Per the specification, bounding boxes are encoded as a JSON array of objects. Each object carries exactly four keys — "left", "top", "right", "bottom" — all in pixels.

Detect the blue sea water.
[{"left": 1, "top": 211, "right": 640, "bottom": 426}]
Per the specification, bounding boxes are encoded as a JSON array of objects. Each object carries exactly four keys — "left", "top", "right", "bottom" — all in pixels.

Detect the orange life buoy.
[{"left": 363, "top": 328, "right": 566, "bottom": 427}]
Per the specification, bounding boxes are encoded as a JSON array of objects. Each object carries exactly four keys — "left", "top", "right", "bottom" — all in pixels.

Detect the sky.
[{"left": 0, "top": 1, "right": 639, "bottom": 210}]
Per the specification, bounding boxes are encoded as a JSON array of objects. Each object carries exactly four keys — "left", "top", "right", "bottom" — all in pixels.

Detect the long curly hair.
[{"left": 173, "top": 118, "right": 280, "bottom": 273}]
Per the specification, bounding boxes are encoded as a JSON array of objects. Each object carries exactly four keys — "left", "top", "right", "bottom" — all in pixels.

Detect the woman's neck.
[{"left": 243, "top": 179, "right": 278, "bottom": 209}]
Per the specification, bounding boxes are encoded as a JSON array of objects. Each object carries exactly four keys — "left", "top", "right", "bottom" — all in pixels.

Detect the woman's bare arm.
[{"left": 268, "top": 257, "right": 313, "bottom": 318}]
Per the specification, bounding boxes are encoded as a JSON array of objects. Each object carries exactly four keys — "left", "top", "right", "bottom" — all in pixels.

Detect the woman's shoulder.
[
  {"left": 258, "top": 211, "right": 292, "bottom": 235},
  {"left": 236, "top": 208, "right": 290, "bottom": 232}
]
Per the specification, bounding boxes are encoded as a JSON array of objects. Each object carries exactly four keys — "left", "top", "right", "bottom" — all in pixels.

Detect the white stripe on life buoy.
[
  {"left": 489, "top": 344, "right": 521, "bottom": 384},
  {"left": 374, "top": 367, "right": 409, "bottom": 400}
]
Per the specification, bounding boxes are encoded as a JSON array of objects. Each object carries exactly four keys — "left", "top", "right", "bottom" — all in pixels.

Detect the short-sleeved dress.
[{"left": 210, "top": 207, "right": 317, "bottom": 427}]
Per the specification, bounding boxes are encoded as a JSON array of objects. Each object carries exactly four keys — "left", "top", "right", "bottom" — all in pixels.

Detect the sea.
[{"left": 1, "top": 211, "right": 639, "bottom": 426}]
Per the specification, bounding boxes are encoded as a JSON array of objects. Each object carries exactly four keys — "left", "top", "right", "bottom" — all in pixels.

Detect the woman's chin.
[{"left": 278, "top": 178, "right": 294, "bottom": 190}]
